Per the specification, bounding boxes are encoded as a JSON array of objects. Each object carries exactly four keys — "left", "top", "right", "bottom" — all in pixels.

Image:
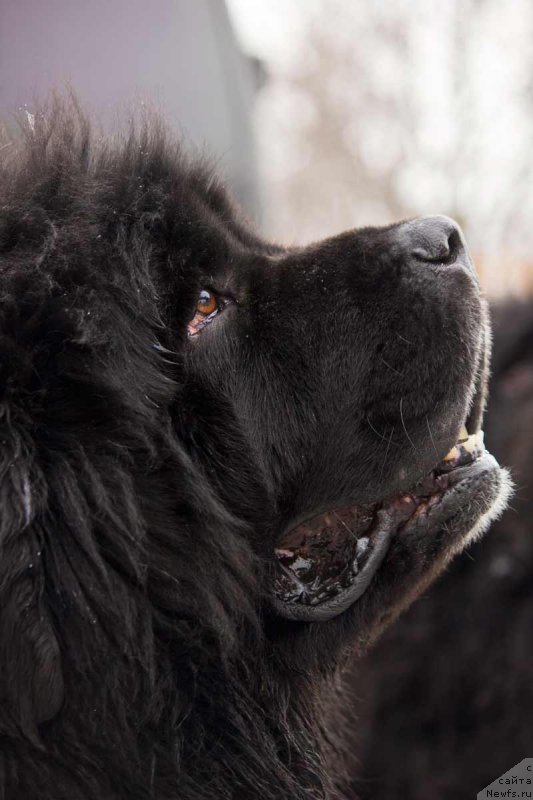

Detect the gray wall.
[{"left": 0, "top": 0, "right": 259, "bottom": 216}]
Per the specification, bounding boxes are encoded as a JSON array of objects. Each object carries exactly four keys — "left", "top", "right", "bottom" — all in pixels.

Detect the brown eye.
[
  {"left": 188, "top": 288, "right": 232, "bottom": 338},
  {"left": 196, "top": 289, "right": 218, "bottom": 316}
]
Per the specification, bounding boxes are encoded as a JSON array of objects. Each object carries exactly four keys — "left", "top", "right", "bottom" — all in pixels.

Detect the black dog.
[
  {"left": 349, "top": 300, "right": 533, "bottom": 800},
  {"left": 0, "top": 101, "right": 510, "bottom": 800}
]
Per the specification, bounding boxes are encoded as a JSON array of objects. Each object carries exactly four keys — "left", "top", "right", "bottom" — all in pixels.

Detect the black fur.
[
  {"left": 0, "top": 99, "right": 505, "bottom": 799},
  {"left": 350, "top": 301, "right": 533, "bottom": 799}
]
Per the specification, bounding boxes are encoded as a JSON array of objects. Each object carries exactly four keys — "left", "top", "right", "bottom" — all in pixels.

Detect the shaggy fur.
[
  {"left": 350, "top": 301, "right": 533, "bottom": 799},
  {"left": 0, "top": 100, "right": 508, "bottom": 800}
]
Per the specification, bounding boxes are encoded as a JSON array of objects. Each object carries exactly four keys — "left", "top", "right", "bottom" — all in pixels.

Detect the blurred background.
[
  {"left": 229, "top": 0, "right": 533, "bottom": 298},
  {"left": 2, "top": 0, "right": 533, "bottom": 297}
]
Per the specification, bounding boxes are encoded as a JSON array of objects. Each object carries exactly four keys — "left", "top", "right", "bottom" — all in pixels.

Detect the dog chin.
[{"left": 449, "top": 466, "right": 513, "bottom": 557}]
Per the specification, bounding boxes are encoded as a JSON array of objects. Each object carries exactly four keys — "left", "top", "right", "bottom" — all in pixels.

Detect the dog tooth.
[
  {"left": 398, "top": 495, "right": 413, "bottom": 504},
  {"left": 443, "top": 446, "right": 459, "bottom": 461},
  {"left": 275, "top": 548, "right": 294, "bottom": 559},
  {"left": 356, "top": 537, "right": 369, "bottom": 557},
  {"left": 462, "top": 434, "right": 478, "bottom": 453},
  {"left": 458, "top": 425, "right": 469, "bottom": 442}
]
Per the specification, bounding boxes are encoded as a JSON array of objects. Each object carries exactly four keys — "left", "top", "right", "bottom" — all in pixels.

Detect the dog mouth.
[{"left": 272, "top": 428, "right": 489, "bottom": 622}]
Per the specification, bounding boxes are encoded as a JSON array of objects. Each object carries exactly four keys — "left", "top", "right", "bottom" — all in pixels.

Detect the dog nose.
[{"left": 400, "top": 215, "right": 467, "bottom": 265}]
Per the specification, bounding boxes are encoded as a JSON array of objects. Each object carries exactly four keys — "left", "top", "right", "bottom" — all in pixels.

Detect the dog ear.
[{"left": 0, "top": 439, "right": 64, "bottom": 737}]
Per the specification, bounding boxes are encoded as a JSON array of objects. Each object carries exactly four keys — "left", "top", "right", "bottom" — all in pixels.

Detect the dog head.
[{"left": 0, "top": 104, "right": 510, "bottom": 768}]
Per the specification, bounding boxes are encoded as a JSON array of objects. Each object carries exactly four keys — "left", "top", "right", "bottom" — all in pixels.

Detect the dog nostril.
[{"left": 403, "top": 215, "right": 466, "bottom": 265}]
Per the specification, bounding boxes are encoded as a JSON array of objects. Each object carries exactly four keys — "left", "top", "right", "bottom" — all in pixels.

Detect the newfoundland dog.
[{"left": 0, "top": 101, "right": 510, "bottom": 800}]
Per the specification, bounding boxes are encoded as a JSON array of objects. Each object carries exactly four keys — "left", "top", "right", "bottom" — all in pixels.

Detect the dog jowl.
[{"left": 0, "top": 105, "right": 511, "bottom": 800}]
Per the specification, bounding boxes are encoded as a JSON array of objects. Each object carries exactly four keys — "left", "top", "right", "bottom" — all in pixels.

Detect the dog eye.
[
  {"left": 196, "top": 289, "right": 218, "bottom": 316},
  {"left": 188, "top": 289, "right": 228, "bottom": 338}
]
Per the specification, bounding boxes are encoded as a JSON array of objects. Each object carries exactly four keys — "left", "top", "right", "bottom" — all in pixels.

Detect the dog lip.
[
  {"left": 271, "top": 506, "right": 399, "bottom": 622},
  {"left": 271, "top": 435, "right": 495, "bottom": 622}
]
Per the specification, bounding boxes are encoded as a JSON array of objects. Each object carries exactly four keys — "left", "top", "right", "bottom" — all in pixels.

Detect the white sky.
[{"left": 226, "top": 0, "right": 316, "bottom": 63}]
